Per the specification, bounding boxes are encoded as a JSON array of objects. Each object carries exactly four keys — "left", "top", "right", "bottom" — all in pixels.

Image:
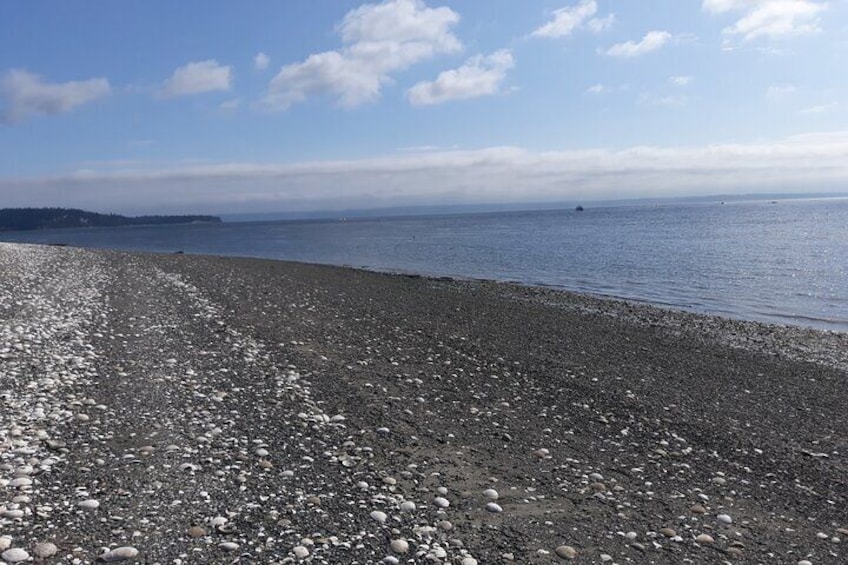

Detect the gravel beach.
[{"left": 1, "top": 242, "right": 846, "bottom": 564}]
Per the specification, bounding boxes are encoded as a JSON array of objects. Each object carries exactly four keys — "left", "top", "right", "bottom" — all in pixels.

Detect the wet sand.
[{"left": 1, "top": 242, "right": 846, "bottom": 564}]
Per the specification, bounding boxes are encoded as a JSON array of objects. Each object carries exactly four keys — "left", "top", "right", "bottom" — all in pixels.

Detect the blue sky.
[{"left": 1, "top": 0, "right": 847, "bottom": 214}]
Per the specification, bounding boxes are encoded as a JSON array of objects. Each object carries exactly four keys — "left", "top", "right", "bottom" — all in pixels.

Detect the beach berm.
[{"left": 1, "top": 242, "right": 846, "bottom": 564}]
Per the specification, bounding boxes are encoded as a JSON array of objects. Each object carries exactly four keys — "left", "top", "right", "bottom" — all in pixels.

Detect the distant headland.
[{"left": 0, "top": 208, "right": 221, "bottom": 232}]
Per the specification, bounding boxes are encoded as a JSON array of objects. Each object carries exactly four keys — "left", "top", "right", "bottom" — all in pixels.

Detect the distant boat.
[{"left": 575, "top": 205, "right": 584, "bottom": 211}]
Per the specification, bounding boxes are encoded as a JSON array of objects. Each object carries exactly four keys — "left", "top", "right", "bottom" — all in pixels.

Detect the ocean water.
[{"left": 2, "top": 198, "right": 846, "bottom": 332}]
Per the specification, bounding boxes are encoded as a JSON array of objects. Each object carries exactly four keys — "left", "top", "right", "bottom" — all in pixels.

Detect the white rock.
[
  {"left": 555, "top": 545, "right": 578, "bottom": 559},
  {"left": 390, "top": 539, "right": 409, "bottom": 554},
  {"left": 382, "top": 557, "right": 399, "bottom": 565},
  {"left": 433, "top": 496, "right": 450, "bottom": 508},
  {"left": 99, "top": 546, "right": 139, "bottom": 561},
  {"left": 483, "top": 488, "right": 499, "bottom": 500},
  {"left": 209, "top": 516, "right": 228, "bottom": 527},
  {"left": 798, "top": 561, "right": 813, "bottom": 565},
  {"left": 462, "top": 558, "right": 478, "bottom": 565},
  {"left": 8, "top": 478, "right": 32, "bottom": 488},
  {"left": 431, "top": 547, "right": 447, "bottom": 558},
  {"left": 1, "top": 548, "right": 29, "bottom": 563},
  {"left": 485, "top": 502, "right": 503, "bottom": 513},
  {"left": 78, "top": 499, "right": 100, "bottom": 510},
  {"left": 717, "top": 513, "right": 732, "bottom": 524},
  {"left": 400, "top": 501, "right": 416, "bottom": 512},
  {"left": 219, "top": 542, "right": 239, "bottom": 551},
  {"left": 370, "top": 510, "right": 388, "bottom": 524},
  {"left": 0, "top": 539, "right": 9, "bottom": 552}
]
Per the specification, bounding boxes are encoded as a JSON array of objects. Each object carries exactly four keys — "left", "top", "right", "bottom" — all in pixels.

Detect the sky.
[{"left": 2, "top": 0, "right": 847, "bottom": 215}]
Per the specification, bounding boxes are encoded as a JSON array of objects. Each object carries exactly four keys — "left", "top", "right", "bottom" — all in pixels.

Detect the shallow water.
[{"left": 3, "top": 198, "right": 846, "bottom": 331}]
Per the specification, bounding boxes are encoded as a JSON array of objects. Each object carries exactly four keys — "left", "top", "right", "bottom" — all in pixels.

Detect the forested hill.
[{"left": 0, "top": 208, "right": 222, "bottom": 231}]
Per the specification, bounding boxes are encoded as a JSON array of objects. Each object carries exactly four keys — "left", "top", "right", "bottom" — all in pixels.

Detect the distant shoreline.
[{"left": 0, "top": 207, "right": 221, "bottom": 232}]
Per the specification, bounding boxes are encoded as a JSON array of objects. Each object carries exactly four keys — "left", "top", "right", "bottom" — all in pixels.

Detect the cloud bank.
[
  {"left": 0, "top": 70, "right": 110, "bottom": 124},
  {"left": 263, "top": 0, "right": 461, "bottom": 109},
  {"left": 3, "top": 133, "right": 847, "bottom": 213}
]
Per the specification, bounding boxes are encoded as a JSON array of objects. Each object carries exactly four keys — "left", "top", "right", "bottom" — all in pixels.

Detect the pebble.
[
  {"left": 370, "top": 510, "right": 388, "bottom": 524},
  {"left": 717, "top": 513, "right": 733, "bottom": 524},
  {"left": 33, "top": 542, "right": 58, "bottom": 558},
  {"left": 462, "top": 558, "right": 478, "bottom": 565},
  {"left": 660, "top": 528, "right": 677, "bottom": 538},
  {"left": 400, "top": 501, "right": 416, "bottom": 512},
  {"left": 0, "top": 540, "right": 8, "bottom": 552},
  {"left": 555, "top": 545, "right": 577, "bottom": 559},
  {"left": 695, "top": 534, "right": 715, "bottom": 544},
  {"left": 434, "top": 496, "right": 450, "bottom": 508},
  {"left": 483, "top": 488, "right": 499, "bottom": 500},
  {"left": 78, "top": 499, "right": 100, "bottom": 510},
  {"left": 390, "top": 539, "right": 410, "bottom": 554},
  {"left": 293, "top": 546, "right": 310, "bottom": 559},
  {"left": 187, "top": 526, "right": 207, "bottom": 538},
  {"left": 485, "top": 502, "right": 503, "bottom": 513},
  {"left": 798, "top": 561, "right": 813, "bottom": 565},
  {"left": 1, "top": 549, "right": 29, "bottom": 563},
  {"left": 690, "top": 504, "right": 707, "bottom": 514},
  {"left": 98, "top": 546, "right": 140, "bottom": 562},
  {"left": 219, "top": 542, "right": 239, "bottom": 551}
]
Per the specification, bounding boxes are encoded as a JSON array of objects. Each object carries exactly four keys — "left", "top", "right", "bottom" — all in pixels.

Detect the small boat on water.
[{"left": 575, "top": 205, "right": 584, "bottom": 211}]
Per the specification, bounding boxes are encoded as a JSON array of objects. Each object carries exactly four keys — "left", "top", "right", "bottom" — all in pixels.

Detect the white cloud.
[
  {"left": 264, "top": 0, "right": 461, "bottom": 110},
  {"left": 703, "top": 0, "right": 827, "bottom": 41},
  {"left": 254, "top": 52, "right": 270, "bottom": 71},
  {"left": 605, "top": 31, "right": 672, "bottom": 57},
  {"left": 587, "top": 13, "right": 615, "bottom": 33},
  {"left": 532, "top": 0, "right": 597, "bottom": 38},
  {"left": 670, "top": 75, "right": 693, "bottom": 86},
  {"left": 5, "top": 133, "right": 848, "bottom": 213},
  {"left": 407, "top": 50, "right": 513, "bottom": 105},
  {"left": 585, "top": 83, "right": 607, "bottom": 94},
  {"left": 161, "top": 60, "right": 232, "bottom": 97},
  {"left": 0, "top": 69, "right": 110, "bottom": 124}
]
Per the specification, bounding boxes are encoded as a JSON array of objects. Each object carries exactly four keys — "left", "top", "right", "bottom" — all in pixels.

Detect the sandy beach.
[{"left": 1, "top": 241, "right": 846, "bottom": 564}]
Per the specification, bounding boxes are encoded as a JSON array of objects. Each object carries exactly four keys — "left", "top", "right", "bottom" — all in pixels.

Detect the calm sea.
[{"left": 3, "top": 198, "right": 846, "bottom": 332}]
